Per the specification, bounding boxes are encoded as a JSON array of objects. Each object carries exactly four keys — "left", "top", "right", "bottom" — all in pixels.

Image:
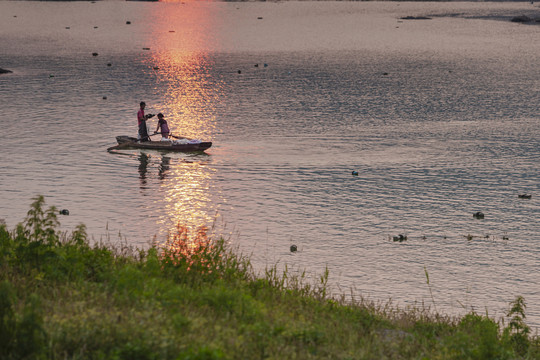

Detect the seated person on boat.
[{"left": 155, "top": 113, "right": 171, "bottom": 142}]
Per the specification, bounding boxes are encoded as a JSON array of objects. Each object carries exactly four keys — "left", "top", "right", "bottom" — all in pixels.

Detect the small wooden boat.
[{"left": 110, "top": 135, "right": 212, "bottom": 152}]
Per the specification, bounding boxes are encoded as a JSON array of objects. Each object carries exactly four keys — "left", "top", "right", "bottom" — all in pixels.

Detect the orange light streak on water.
[
  {"left": 162, "top": 159, "right": 216, "bottom": 231},
  {"left": 147, "top": 2, "right": 222, "bottom": 137},
  {"left": 151, "top": 50, "right": 220, "bottom": 141},
  {"left": 145, "top": 4, "right": 224, "bottom": 242}
]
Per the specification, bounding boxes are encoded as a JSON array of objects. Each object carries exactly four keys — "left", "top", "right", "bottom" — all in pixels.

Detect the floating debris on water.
[
  {"left": 290, "top": 244, "right": 297, "bottom": 252},
  {"left": 392, "top": 234, "right": 407, "bottom": 242},
  {"left": 92, "top": 52, "right": 98, "bottom": 56},
  {"left": 400, "top": 16, "right": 432, "bottom": 20},
  {"left": 384, "top": 232, "right": 514, "bottom": 243},
  {"left": 59, "top": 209, "right": 70, "bottom": 216},
  {"left": 352, "top": 171, "right": 358, "bottom": 176},
  {"left": 518, "top": 194, "right": 532, "bottom": 199},
  {"left": 126, "top": 21, "right": 131, "bottom": 25},
  {"left": 511, "top": 15, "right": 537, "bottom": 23},
  {"left": 455, "top": 233, "right": 513, "bottom": 241}
]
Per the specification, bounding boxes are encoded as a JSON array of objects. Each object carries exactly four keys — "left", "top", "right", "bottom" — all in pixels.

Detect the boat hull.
[{"left": 115, "top": 136, "right": 212, "bottom": 152}]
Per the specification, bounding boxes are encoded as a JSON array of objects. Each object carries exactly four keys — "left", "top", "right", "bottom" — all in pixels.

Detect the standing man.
[{"left": 137, "top": 101, "right": 153, "bottom": 142}]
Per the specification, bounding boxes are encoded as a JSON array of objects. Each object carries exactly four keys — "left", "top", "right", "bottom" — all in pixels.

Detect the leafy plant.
[
  {"left": 23, "top": 195, "right": 60, "bottom": 244},
  {"left": 503, "top": 295, "right": 530, "bottom": 356}
]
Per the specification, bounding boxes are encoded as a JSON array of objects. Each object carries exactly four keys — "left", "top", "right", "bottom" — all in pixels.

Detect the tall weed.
[
  {"left": 503, "top": 295, "right": 531, "bottom": 356},
  {"left": 23, "top": 195, "right": 60, "bottom": 244}
]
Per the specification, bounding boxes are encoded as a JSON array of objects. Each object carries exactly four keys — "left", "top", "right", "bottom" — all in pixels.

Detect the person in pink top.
[
  {"left": 154, "top": 113, "right": 171, "bottom": 141},
  {"left": 137, "top": 102, "right": 154, "bottom": 142}
]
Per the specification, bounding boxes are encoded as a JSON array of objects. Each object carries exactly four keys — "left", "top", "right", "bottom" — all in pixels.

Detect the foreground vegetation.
[{"left": 1, "top": 196, "right": 540, "bottom": 359}]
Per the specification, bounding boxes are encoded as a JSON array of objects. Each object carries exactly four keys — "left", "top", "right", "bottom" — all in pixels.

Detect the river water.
[{"left": 1, "top": 0, "right": 539, "bottom": 326}]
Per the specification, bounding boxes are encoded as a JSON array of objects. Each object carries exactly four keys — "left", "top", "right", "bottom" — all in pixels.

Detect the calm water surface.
[{"left": 1, "top": 1, "right": 539, "bottom": 325}]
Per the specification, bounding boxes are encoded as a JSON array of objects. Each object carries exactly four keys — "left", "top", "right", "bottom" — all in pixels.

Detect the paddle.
[
  {"left": 170, "top": 134, "right": 191, "bottom": 140},
  {"left": 152, "top": 132, "right": 192, "bottom": 141}
]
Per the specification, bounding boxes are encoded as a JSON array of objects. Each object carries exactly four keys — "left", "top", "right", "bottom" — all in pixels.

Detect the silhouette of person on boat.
[{"left": 137, "top": 102, "right": 154, "bottom": 142}]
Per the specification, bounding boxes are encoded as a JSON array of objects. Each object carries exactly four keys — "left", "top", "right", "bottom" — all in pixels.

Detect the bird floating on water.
[{"left": 473, "top": 211, "right": 484, "bottom": 219}]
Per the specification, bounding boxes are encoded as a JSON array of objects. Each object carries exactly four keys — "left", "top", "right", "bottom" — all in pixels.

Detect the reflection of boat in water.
[
  {"left": 112, "top": 136, "right": 212, "bottom": 152},
  {"left": 138, "top": 153, "right": 170, "bottom": 186},
  {"left": 138, "top": 153, "right": 149, "bottom": 187},
  {"left": 159, "top": 156, "right": 170, "bottom": 180}
]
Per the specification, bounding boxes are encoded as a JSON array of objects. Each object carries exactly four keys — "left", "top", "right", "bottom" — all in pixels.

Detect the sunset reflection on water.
[
  {"left": 150, "top": 50, "right": 221, "bottom": 140},
  {"left": 145, "top": 4, "right": 224, "bottom": 243},
  {"left": 157, "top": 158, "right": 217, "bottom": 242}
]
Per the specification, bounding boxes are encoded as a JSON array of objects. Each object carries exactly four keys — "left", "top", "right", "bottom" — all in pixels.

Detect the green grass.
[{"left": 1, "top": 195, "right": 540, "bottom": 359}]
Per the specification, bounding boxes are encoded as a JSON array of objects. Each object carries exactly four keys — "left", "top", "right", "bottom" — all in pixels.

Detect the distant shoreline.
[
  {"left": 9, "top": 0, "right": 540, "bottom": 24},
  {"left": 8, "top": 0, "right": 540, "bottom": 2}
]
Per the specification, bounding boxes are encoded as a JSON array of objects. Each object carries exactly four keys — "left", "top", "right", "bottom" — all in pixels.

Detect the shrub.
[
  {"left": 0, "top": 281, "right": 47, "bottom": 359},
  {"left": 503, "top": 295, "right": 531, "bottom": 356},
  {"left": 159, "top": 224, "right": 252, "bottom": 285}
]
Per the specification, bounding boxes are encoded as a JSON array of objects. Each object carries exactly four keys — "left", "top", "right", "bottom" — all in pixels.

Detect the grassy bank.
[{"left": 1, "top": 196, "right": 539, "bottom": 359}]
